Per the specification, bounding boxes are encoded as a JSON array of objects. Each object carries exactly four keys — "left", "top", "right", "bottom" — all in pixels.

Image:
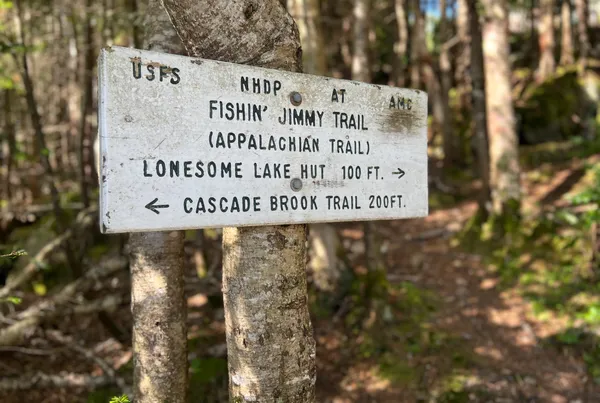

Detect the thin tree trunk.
[
  {"left": 394, "top": 0, "right": 408, "bottom": 86},
  {"left": 352, "top": 0, "right": 370, "bottom": 82},
  {"left": 537, "top": 0, "right": 556, "bottom": 80},
  {"left": 3, "top": 90, "right": 16, "bottom": 203},
  {"left": 439, "top": 0, "right": 459, "bottom": 167},
  {"left": 560, "top": 0, "right": 575, "bottom": 65},
  {"left": 410, "top": 0, "right": 423, "bottom": 88},
  {"left": 129, "top": 0, "right": 143, "bottom": 48},
  {"left": 469, "top": 0, "right": 491, "bottom": 217},
  {"left": 482, "top": 0, "right": 521, "bottom": 215},
  {"left": 79, "top": 0, "right": 94, "bottom": 207},
  {"left": 161, "top": 1, "right": 315, "bottom": 401},
  {"left": 289, "top": 0, "right": 327, "bottom": 75},
  {"left": 456, "top": 0, "right": 471, "bottom": 111},
  {"left": 575, "top": 0, "right": 590, "bottom": 70},
  {"left": 128, "top": 1, "right": 187, "bottom": 402}
]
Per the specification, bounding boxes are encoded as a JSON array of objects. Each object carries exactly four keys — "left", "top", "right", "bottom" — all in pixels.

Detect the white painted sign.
[{"left": 98, "top": 46, "right": 428, "bottom": 233}]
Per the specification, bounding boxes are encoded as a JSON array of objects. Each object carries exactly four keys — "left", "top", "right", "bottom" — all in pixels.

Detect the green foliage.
[
  {"left": 109, "top": 395, "right": 130, "bottom": 403},
  {"left": 516, "top": 70, "right": 599, "bottom": 145},
  {"left": 2, "top": 296, "right": 22, "bottom": 305},
  {"left": 188, "top": 357, "right": 228, "bottom": 403}
]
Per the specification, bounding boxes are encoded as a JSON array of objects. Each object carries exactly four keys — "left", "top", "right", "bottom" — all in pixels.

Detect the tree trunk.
[
  {"left": 3, "top": 90, "right": 16, "bottom": 203},
  {"left": 79, "top": 0, "right": 95, "bottom": 207},
  {"left": 469, "top": 0, "right": 491, "bottom": 217},
  {"left": 560, "top": 0, "right": 575, "bottom": 65},
  {"left": 160, "top": 1, "right": 315, "bottom": 401},
  {"left": 439, "top": 0, "right": 459, "bottom": 168},
  {"left": 128, "top": 0, "right": 143, "bottom": 48},
  {"left": 456, "top": 0, "right": 471, "bottom": 111},
  {"left": 352, "top": 0, "right": 370, "bottom": 82},
  {"left": 128, "top": 1, "right": 187, "bottom": 402},
  {"left": 537, "top": 0, "right": 556, "bottom": 80},
  {"left": 575, "top": 0, "right": 590, "bottom": 70},
  {"left": 288, "top": 0, "right": 327, "bottom": 75},
  {"left": 410, "top": 0, "right": 424, "bottom": 88},
  {"left": 130, "top": 232, "right": 186, "bottom": 402},
  {"left": 394, "top": 0, "right": 408, "bottom": 86},
  {"left": 481, "top": 0, "right": 521, "bottom": 215}
]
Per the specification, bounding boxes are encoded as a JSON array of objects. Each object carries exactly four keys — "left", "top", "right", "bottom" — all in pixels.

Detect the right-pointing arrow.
[
  {"left": 145, "top": 198, "right": 170, "bottom": 215},
  {"left": 392, "top": 168, "right": 406, "bottom": 179}
]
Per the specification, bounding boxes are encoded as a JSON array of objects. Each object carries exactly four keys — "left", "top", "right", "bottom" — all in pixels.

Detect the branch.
[
  {"left": 0, "top": 206, "right": 97, "bottom": 299},
  {"left": 0, "top": 372, "right": 113, "bottom": 390},
  {"left": 46, "top": 331, "right": 130, "bottom": 395},
  {"left": 0, "top": 256, "right": 127, "bottom": 346}
]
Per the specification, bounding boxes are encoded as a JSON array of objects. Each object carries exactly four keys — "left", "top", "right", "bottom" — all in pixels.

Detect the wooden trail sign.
[{"left": 98, "top": 46, "right": 428, "bottom": 233}]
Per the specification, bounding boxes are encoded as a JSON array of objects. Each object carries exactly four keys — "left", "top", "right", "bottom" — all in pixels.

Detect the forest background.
[{"left": 1, "top": 0, "right": 600, "bottom": 402}]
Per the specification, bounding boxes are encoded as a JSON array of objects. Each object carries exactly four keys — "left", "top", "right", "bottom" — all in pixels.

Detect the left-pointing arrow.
[{"left": 145, "top": 198, "right": 170, "bottom": 215}]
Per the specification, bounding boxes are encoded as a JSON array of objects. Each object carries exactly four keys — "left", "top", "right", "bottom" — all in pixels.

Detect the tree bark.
[
  {"left": 439, "top": 0, "right": 459, "bottom": 167},
  {"left": 160, "top": 1, "right": 315, "bottom": 401},
  {"left": 410, "top": 0, "right": 424, "bottom": 88},
  {"left": 352, "top": 0, "right": 370, "bottom": 82},
  {"left": 575, "top": 0, "right": 590, "bottom": 70},
  {"left": 469, "top": 0, "right": 491, "bottom": 217},
  {"left": 394, "top": 0, "right": 408, "bottom": 86},
  {"left": 537, "top": 0, "right": 556, "bottom": 80},
  {"left": 481, "top": 0, "right": 521, "bottom": 215},
  {"left": 560, "top": 0, "right": 575, "bottom": 65},
  {"left": 456, "top": 0, "right": 471, "bottom": 111},
  {"left": 3, "top": 90, "right": 16, "bottom": 203},
  {"left": 128, "top": 2, "right": 187, "bottom": 402},
  {"left": 288, "top": 0, "right": 327, "bottom": 75},
  {"left": 78, "top": 0, "right": 95, "bottom": 207}
]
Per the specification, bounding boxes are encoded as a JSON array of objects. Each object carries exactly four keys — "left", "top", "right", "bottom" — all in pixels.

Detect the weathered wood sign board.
[{"left": 98, "top": 46, "right": 428, "bottom": 233}]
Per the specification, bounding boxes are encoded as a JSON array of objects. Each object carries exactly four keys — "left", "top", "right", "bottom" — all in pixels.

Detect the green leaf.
[
  {"left": 3, "top": 296, "right": 22, "bottom": 305},
  {"left": 109, "top": 395, "right": 130, "bottom": 403}
]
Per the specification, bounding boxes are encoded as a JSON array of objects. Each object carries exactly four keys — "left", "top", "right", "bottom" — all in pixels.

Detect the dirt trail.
[{"left": 319, "top": 197, "right": 598, "bottom": 402}]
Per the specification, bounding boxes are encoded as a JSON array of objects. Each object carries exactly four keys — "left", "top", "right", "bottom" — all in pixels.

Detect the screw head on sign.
[
  {"left": 290, "top": 178, "right": 303, "bottom": 192},
  {"left": 290, "top": 91, "right": 302, "bottom": 106}
]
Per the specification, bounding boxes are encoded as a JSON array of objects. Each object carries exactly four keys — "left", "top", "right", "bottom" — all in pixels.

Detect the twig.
[
  {"left": 0, "top": 206, "right": 97, "bottom": 299},
  {"left": 0, "top": 345, "right": 57, "bottom": 355},
  {"left": 46, "top": 331, "right": 130, "bottom": 394},
  {"left": 0, "top": 257, "right": 127, "bottom": 346},
  {"left": 0, "top": 372, "right": 113, "bottom": 390}
]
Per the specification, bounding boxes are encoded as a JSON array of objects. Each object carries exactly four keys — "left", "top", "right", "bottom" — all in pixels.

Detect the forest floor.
[{"left": 1, "top": 141, "right": 599, "bottom": 403}]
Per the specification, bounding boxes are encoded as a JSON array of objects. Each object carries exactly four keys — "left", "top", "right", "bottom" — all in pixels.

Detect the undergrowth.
[{"left": 458, "top": 155, "right": 600, "bottom": 382}]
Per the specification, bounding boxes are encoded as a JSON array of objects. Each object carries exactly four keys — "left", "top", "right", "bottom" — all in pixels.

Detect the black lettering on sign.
[
  {"left": 326, "top": 195, "right": 361, "bottom": 210},
  {"left": 209, "top": 100, "right": 267, "bottom": 122},
  {"left": 208, "top": 131, "right": 320, "bottom": 153},
  {"left": 142, "top": 159, "right": 242, "bottom": 178},
  {"left": 389, "top": 96, "right": 412, "bottom": 110},
  {"left": 130, "top": 58, "right": 180, "bottom": 84},
  {"left": 240, "top": 76, "right": 282, "bottom": 96},
  {"left": 331, "top": 89, "right": 346, "bottom": 103},
  {"left": 277, "top": 108, "right": 324, "bottom": 127},
  {"left": 270, "top": 195, "right": 318, "bottom": 211},
  {"left": 328, "top": 139, "right": 369, "bottom": 155},
  {"left": 184, "top": 196, "right": 261, "bottom": 214},
  {"left": 332, "top": 111, "right": 368, "bottom": 130},
  {"left": 146, "top": 65, "right": 155, "bottom": 81},
  {"left": 368, "top": 194, "right": 404, "bottom": 209},
  {"left": 132, "top": 60, "right": 142, "bottom": 79}
]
